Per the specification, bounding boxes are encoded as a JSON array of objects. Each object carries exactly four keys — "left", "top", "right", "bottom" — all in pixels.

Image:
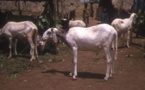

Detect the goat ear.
[
  {"left": 51, "top": 28, "right": 54, "bottom": 32},
  {"left": 127, "top": 11, "right": 131, "bottom": 15},
  {"left": 47, "top": 28, "right": 54, "bottom": 34}
]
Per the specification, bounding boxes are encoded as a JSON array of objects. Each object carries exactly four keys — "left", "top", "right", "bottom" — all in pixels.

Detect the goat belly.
[
  {"left": 78, "top": 46, "right": 102, "bottom": 51},
  {"left": 76, "top": 41, "right": 102, "bottom": 51}
]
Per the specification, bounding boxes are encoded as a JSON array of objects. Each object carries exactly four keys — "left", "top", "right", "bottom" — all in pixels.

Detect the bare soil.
[{"left": 1, "top": 3, "right": 145, "bottom": 90}]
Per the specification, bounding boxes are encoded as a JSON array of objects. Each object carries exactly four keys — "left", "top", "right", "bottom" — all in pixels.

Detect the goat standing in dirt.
[
  {"left": 111, "top": 13, "right": 137, "bottom": 48},
  {"left": 47, "top": 24, "right": 118, "bottom": 81},
  {"left": 0, "top": 21, "right": 38, "bottom": 61}
]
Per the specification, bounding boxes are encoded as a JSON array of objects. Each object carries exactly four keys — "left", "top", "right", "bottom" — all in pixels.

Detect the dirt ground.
[{"left": 1, "top": 3, "right": 145, "bottom": 90}]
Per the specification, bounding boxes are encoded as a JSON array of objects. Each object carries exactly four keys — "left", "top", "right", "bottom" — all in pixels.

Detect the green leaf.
[
  {"left": 42, "top": 18, "right": 46, "bottom": 22},
  {"left": 39, "top": 15, "right": 43, "bottom": 19}
]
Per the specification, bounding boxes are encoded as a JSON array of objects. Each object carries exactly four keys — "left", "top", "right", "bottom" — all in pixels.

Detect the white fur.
[
  {"left": 0, "top": 21, "right": 38, "bottom": 61},
  {"left": 111, "top": 13, "right": 137, "bottom": 48}
]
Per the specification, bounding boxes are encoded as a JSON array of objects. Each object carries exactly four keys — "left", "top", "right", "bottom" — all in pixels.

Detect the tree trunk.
[{"left": 118, "top": 0, "right": 123, "bottom": 17}]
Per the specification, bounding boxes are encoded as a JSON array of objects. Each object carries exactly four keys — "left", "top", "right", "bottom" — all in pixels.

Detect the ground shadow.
[
  {"left": 131, "top": 42, "right": 144, "bottom": 51},
  {"left": 42, "top": 69, "right": 105, "bottom": 80},
  {"left": 117, "top": 42, "right": 143, "bottom": 50}
]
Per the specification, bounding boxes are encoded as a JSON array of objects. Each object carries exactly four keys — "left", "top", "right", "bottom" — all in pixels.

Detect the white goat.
[
  {"left": 61, "top": 19, "right": 86, "bottom": 30},
  {"left": 111, "top": 13, "right": 137, "bottom": 48},
  {"left": 51, "top": 24, "right": 118, "bottom": 81},
  {"left": 0, "top": 21, "right": 38, "bottom": 61},
  {"left": 69, "top": 20, "right": 86, "bottom": 28}
]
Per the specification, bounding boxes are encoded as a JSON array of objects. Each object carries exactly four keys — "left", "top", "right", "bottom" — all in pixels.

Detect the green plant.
[
  {"left": 7, "top": 70, "right": 18, "bottom": 80},
  {"left": 36, "top": 1, "right": 61, "bottom": 35},
  {"left": 37, "top": 14, "right": 50, "bottom": 30},
  {"left": 134, "top": 7, "right": 145, "bottom": 36}
]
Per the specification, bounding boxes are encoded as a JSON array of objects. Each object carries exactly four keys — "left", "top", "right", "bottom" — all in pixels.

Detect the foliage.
[
  {"left": 0, "top": 55, "right": 39, "bottom": 79},
  {"left": 134, "top": 7, "right": 145, "bottom": 36},
  {"left": 36, "top": 1, "right": 52, "bottom": 34},
  {"left": 37, "top": 14, "right": 50, "bottom": 31},
  {"left": 36, "top": 1, "right": 61, "bottom": 35}
]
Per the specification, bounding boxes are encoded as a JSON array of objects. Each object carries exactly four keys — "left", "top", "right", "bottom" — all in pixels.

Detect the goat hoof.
[
  {"left": 30, "top": 58, "right": 35, "bottom": 62},
  {"left": 8, "top": 56, "right": 12, "bottom": 59},
  {"left": 109, "top": 75, "right": 113, "bottom": 79},
  {"left": 104, "top": 77, "right": 109, "bottom": 81},
  {"left": 72, "top": 76, "right": 77, "bottom": 80},
  {"left": 30, "top": 59, "right": 33, "bottom": 62},
  {"left": 69, "top": 73, "right": 73, "bottom": 77}
]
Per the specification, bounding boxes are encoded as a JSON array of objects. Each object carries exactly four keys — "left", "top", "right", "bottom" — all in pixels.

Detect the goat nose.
[{"left": 39, "top": 41, "right": 45, "bottom": 46}]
